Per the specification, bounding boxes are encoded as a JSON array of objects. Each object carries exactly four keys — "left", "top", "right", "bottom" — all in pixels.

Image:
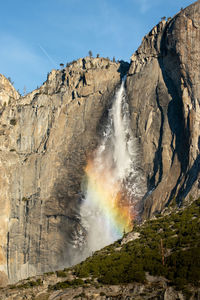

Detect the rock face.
[
  {"left": 0, "top": 75, "right": 19, "bottom": 106},
  {"left": 126, "top": 1, "right": 200, "bottom": 217},
  {"left": 0, "top": 0, "right": 199, "bottom": 287},
  {"left": 0, "top": 277, "right": 189, "bottom": 300},
  {"left": 0, "top": 57, "right": 126, "bottom": 284}
]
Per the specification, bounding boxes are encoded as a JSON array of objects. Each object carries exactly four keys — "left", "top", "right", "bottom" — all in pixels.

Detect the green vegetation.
[
  {"left": 14, "top": 279, "right": 43, "bottom": 289},
  {"left": 7, "top": 77, "right": 14, "bottom": 85},
  {"left": 22, "top": 197, "right": 29, "bottom": 201},
  {"left": 74, "top": 197, "right": 200, "bottom": 290},
  {"left": 88, "top": 50, "right": 93, "bottom": 58},
  {"left": 66, "top": 60, "right": 77, "bottom": 68},
  {"left": 56, "top": 270, "right": 67, "bottom": 277},
  {"left": 10, "top": 118, "right": 17, "bottom": 126},
  {"left": 48, "top": 278, "right": 84, "bottom": 291},
  {"left": 10, "top": 197, "right": 200, "bottom": 295},
  {"left": 44, "top": 271, "right": 54, "bottom": 276}
]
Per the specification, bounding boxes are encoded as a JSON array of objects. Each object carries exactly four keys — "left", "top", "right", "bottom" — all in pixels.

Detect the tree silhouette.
[
  {"left": 88, "top": 50, "right": 93, "bottom": 58},
  {"left": 7, "top": 77, "right": 14, "bottom": 85}
]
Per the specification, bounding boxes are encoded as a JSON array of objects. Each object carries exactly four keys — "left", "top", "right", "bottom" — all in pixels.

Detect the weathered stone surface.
[
  {"left": 126, "top": 1, "right": 200, "bottom": 217},
  {"left": 0, "top": 273, "right": 190, "bottom": 300},
  {"left": 0, "top": 57, "right": 124, "bottom": 284},
  {"left": 121, "top": 231, "right": 140, "bottom": 245},
  {"left": 0, "top": 0, "right": 199, "bottom": 287},
  {"left": 0, "top": 75, "right": 19, "bottom": 107}
]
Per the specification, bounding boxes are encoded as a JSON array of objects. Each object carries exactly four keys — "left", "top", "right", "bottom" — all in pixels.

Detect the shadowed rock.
[
  {"left": 126, "top": 1, "right": 200, "bottom": 217},
  {"left": 0, "top": 57, "right": 124, "bottom": 284}
]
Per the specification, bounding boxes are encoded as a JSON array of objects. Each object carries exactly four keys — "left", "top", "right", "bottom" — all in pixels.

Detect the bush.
[
  {"left": 48, "top": 278, "right": 84, "bottom": 290},
  {"left": 65, "top": 198, "right": 200, "bottom": 289},
  {"left": 22, "top": 197, "right": 29, "bottom": 202},
  {"left": 56, "top": 270, "right": 67, "bottom": 277},
  {"left": 10, "top": 119, "right": 17, "bottom": 126},
  {"left": 88, "top": 50, "right": 93, "bottom": 58},
  {"left": 17, "top": 278, "right": 43, "bottom": 289}
]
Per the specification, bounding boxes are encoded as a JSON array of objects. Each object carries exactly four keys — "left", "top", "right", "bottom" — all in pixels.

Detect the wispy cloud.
[{"left": 135, "top": 0, "right": 152, "bottom": 14}]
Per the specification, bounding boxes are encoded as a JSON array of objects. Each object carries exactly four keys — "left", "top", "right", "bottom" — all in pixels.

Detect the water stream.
[{"left": 80, "top": 79, "right": 145, "bottom": 254}]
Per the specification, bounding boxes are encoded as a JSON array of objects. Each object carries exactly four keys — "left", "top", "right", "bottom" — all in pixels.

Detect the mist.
[{"left": 80, "top": 79, "right": 145, "bottom": 256}]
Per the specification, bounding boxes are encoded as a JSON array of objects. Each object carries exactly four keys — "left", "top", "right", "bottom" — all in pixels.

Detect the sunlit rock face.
[
  {"left": 0, "top": 74, "right": 20, "bottom": 106},
  {"left": 0, "top": 0, "right": 199, "bottom": 287},
  {"left": 126, "top": 1, "right": 200, "bottom": 217},
  {"left": 0, "top": 57, "right": 128, "bottom": 285}
]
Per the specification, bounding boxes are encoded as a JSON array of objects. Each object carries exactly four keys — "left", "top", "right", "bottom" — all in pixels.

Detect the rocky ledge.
[
  {"left": 0, "top": 57, "right": 128, "bottom": 285},
  {"left": 126, "top": 0, "right": 200, "bottom": 217}
]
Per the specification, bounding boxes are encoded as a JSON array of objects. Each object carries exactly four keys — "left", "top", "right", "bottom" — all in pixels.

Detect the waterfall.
[{"left": 80, "top": 79, "right": 144, "bottom": 254}]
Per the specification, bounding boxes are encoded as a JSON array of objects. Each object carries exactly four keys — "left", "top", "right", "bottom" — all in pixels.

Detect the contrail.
[{"left": 39, "top": 44, "right": 57, "bottom": 67}]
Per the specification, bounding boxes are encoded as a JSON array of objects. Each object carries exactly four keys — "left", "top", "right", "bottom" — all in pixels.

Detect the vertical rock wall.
[
  {"left": 0, "top": 58, "right": 124, "bottom": 284},
  {"left": 126, "top": 1, "right": 200, "bottom": 217},
  {"left": 0, "top": 0, "right": 199, "bottom": 286}
]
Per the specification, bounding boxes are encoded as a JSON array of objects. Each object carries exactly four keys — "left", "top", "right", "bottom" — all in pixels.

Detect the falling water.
[{"left": 80, "top": 79, "right": 145, "bottom": 254}]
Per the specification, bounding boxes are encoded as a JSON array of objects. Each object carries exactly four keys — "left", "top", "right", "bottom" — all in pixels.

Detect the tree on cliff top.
[{"left": 88, "top": 50, "right": 93, "bottom": 58}]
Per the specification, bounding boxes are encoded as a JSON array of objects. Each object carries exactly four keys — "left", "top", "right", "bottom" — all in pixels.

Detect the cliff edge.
[
  {"left": 0, "top": 57, "right": 125, "bottom": 284},
  {"left": 126, "top": 0, "right": 200, "bottom": 217},
  {"left": 0, "top": 0, "right": 199, "bottom": 287}
]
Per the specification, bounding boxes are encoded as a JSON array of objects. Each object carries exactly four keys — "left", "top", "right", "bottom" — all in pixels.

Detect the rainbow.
[{"left": 85, "top": 157, "right": 135, "bottom": 236}]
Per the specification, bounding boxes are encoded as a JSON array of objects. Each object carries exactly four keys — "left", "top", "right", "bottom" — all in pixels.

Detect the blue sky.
[{"left": 0, "top": 0, "right": 195, "bottom": 94}]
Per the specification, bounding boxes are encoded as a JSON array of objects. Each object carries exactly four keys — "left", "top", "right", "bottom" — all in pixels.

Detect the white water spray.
[{"left": 79, "top": 79, "right": 145, "bottom": 255}]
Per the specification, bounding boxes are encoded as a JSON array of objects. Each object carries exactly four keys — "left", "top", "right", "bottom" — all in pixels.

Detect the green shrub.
[
  {"left": 44, "top": 271, "right": 54, "bottom": 276},
  {"left": 22, "top": 197, "right": 29, "bottom": 202},
  {"left": 10, "top": 119, "right": 17, "bottom": 126},
  {"left": 72, "top": 198, "right": 200, "bottom": 289},
  {"left": 56, "top": 270, "right": 67, "bottom": 277},
  {"left": 48, "top": 278, "right": 84, "bottom": 291},
  {"left": 17, "top": 278, "right": 43, "bottom": 289}
]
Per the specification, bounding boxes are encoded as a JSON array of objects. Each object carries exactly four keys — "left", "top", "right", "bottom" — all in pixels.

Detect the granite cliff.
[
  {"left": 126, "top": 0, "right": 200, "bottom": 217},
  {"left": 0, "top": 0, "right": 199, "bottom": 287},
  {"left": 0, "top": 58, "right": 127, "bottom": 285}
]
